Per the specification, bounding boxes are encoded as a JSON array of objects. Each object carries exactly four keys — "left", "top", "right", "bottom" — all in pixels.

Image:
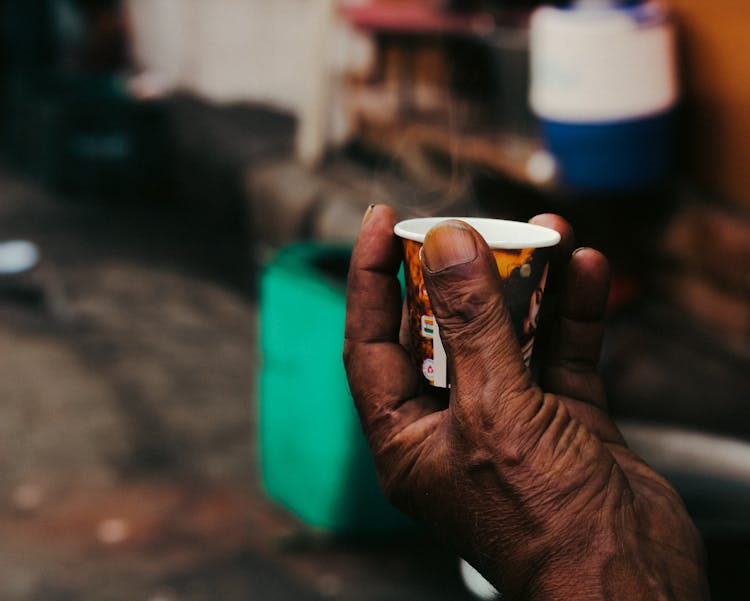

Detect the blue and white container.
[{"left": 529, "top": 1, "right": 679, "bottom": 191}]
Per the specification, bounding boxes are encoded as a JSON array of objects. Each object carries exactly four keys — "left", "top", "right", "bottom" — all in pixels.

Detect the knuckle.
[
  {"left": 432, "top": 279, "right": 497, "bottom": 322},
  {"left": 439, "top": 293, "right": 509, "bottom": 347}
]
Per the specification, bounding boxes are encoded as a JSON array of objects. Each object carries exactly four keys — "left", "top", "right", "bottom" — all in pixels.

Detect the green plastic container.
[{"left": 258, "top": 243, "right": 409, "bottom": 534}]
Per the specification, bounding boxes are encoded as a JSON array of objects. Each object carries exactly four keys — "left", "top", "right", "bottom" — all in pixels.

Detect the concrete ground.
[{"left": 0, "top": 169, "right": 474, "bottom": 601}]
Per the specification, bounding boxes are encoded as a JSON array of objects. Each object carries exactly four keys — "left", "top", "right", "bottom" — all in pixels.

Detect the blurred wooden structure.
[{"left": 340, "top": 1, "right": 550, "bottom": 191}]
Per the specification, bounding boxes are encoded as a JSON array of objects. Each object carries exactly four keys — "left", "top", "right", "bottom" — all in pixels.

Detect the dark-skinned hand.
[{"left": 344, "top": 205, "right": 709, "bottom": 600}]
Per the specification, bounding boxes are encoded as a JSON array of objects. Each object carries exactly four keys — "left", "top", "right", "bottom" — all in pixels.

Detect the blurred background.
[{"left": 0, "top": 0, "right": 748, "bottom": 599}]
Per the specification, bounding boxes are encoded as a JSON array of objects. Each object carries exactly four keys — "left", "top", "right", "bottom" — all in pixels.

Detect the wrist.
[{"left": 523, "top": 546, "right": 709, "bottom": 601}]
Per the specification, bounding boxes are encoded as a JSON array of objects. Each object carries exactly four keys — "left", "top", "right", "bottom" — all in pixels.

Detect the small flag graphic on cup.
[{"left": 421, "top": 315, "right": 435, "bottom": 339}]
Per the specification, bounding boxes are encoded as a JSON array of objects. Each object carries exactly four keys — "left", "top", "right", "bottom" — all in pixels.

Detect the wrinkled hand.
[{"left": 344, "top": 206, "right": 709, "bottom": 600}]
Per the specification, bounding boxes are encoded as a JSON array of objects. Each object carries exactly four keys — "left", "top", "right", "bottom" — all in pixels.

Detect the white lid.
[
  {"left": 394, "top": 218, "right": 560, "bottom": 249},
  {"left": 529, "top": 3, "right": 679, "bottom": 122}
]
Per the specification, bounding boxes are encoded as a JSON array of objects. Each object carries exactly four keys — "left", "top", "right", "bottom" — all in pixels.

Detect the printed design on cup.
[
  {"left": 420, "top": 315, "right": 435, "bottom": 339},
  {"left": 493, "top": 247, "right": 535, "bottom": 278},
  {"left": 520, "top": 261, "right": 549, "bottom": 365},
  {"left": 403, "top": 239, "right": 447, "bottom": 387},
  {"left": 422, "top": 359, "right": 435, "bottom": 383},
  {"left": 493, "top": 248, "right": 551, "bottom": 368},
  {"left": 403, "top": 238, "right": 551, "bottom": 387}
]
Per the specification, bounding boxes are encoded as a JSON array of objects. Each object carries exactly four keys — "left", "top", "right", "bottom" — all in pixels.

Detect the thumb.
[{"left": 422, "top": 220, "right": 534, "bottom": 408}]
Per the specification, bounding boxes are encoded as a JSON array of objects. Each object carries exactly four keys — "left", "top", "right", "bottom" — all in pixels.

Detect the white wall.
[{"left": 126, "top": 0, "right": 317, "bottom": 112}]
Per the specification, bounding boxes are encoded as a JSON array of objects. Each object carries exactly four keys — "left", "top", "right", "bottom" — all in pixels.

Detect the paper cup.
[{"left": 394, "top": 217, "right": 561, "bottom": 388}]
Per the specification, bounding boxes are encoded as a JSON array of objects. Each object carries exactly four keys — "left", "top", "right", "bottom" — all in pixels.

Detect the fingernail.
[
  {"left": 362, "top": 204, "right": 376, "bottom": 224},
  {"left": 423, "top": 221, "right": 478, "bottom": 273},
  {"left": 573, "top": 246, "right": 589, "bottom": 256}
]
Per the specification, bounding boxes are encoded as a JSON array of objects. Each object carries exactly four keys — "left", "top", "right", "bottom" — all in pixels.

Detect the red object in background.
[
  {"left": 340, "top": 1, "right": 495, "bottom": 34},
  {"left": 608, "top": 274, "right": 642, "bottom": 313}
]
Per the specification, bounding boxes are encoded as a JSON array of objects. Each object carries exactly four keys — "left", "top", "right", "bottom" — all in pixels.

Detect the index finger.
[
  {"left": 343, "top": 205, "right": 422, "bottom": 441},
  {"left": 344, "top": 205, "right": 403, "bottom": 346}
]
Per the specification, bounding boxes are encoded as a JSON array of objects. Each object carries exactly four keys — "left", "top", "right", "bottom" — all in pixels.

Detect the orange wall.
[{"left": 666, "top": 0, "right": 750, "bottom": 208}]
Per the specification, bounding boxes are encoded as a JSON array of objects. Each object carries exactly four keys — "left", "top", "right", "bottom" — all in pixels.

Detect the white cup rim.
[{"left": 394, "top": 217, "right": 561, "bottom": 249}]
